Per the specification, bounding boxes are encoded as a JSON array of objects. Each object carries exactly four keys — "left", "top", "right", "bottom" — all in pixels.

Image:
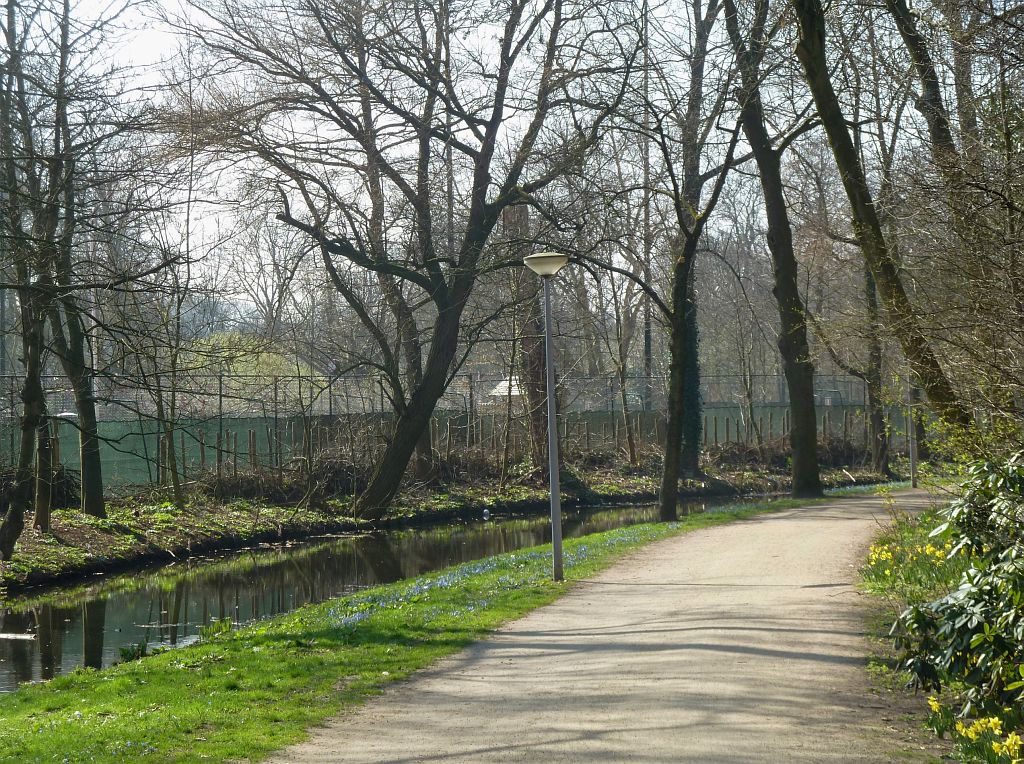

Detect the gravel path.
[{"left": 268, "top": 489, "right": 937, "bottom": 763}]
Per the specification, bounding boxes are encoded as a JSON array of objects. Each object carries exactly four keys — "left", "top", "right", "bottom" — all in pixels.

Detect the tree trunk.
[
  {"left": 153, "top": 375, "right": 184, "bottom": 510},
  {"left": 911, "top": 384, "right": 929, "bottom": 461},
  {"left": 793, "top": 0, "right": 971, "bottom": 430},
  {"left": 76, "top": 387, "right": 105, "bottom": 517},
  {"left": 680, "top": 282, "right": 702, "bottom": 476},
  {"left": 724, "top": 20, "right": 823, "bottom": 496},
  {"left": 82, "top": 598, "right": 106, "bottom": 669},
  {"left": 660, "top": 244, "right": 699, "bottom": 521},
  {"left": 618, "top": 366, "right": 638, "bottom": 465},
  {"left": 659, "top": 308, "right": 686, "bottom": 522},
  {"left": 867, "top": 374, "right": 890, "bottom": 476},
  {"left": 34, "top": 415, "right": 53, "bottom": 532},
  {"left": 354, "top": 304, "right": 465, "bottom": 518},
  {"left": 864, "top": 266, "right": 891, "bottom": 476},
  {"left": 0, "top": 289, "right": 46, "bottom": 561},
  {"left": 47, "top": 306, "right": 105, "bottom": 517},
  {"left": 505, "top": 205, "right": 547, "bottom": 471}
]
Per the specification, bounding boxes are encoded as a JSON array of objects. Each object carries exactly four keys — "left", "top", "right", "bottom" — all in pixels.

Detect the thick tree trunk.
[
  {"left": 793, "top": 0, "right": 971, "bottom": 429},
  {"left": 882, "top": 0, "right": 958, "bottom": 163},
  {"left": 48, "top": 310, "right": 105, "bottom": 518},
  {"left": 659, "top": 309, "right": 686, "bottom": 522},
  {"left": 0, "top": 290, "right": 46, "bottom": 561},
  {"left": 726, "top": 37, "right": 823, "bottom": 496},
  {"left": 76, "top": 389, "right": 104, "bottom": 517},
  {"left": 680, "top": 283, "right": 702, "bottom": 476},
  {"left": 659, "top": 245, "right": 698, "bottom": 521},
  {"left": 355, "top": 303, "right": 465, "bottom": 518}
]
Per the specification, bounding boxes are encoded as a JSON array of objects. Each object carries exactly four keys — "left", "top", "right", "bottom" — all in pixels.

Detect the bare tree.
[
  {"left": 723, "top": 0, "right": 823, "bottom": 495},
  {"left": 792, "top": 0, "right": 971, "bottom": 429}
]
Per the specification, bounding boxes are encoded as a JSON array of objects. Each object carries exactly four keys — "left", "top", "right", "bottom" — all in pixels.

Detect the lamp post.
[{"left": 523, "top": 251, "right": 569, "bottom": 581}]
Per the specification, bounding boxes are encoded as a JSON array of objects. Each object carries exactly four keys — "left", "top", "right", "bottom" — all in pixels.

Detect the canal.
[{"left": 0, "top": 500, "right": 714, "bottom": 692}]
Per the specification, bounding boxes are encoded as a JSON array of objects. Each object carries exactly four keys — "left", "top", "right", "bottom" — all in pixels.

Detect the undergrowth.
[{"left": 862, "top": 463, "right": 1024, "bottom": 764}]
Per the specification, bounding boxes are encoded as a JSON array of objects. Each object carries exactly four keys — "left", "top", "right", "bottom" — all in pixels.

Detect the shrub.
[{"left": 892, "top": 452, "right": 1024, "bottom": 721}]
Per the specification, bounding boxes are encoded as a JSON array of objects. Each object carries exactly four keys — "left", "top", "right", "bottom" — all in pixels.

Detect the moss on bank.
[{"left": 1, "top": 465, "right": 885, "bottom": 594}]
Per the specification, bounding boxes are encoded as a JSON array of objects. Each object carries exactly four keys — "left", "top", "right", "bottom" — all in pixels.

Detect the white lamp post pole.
[{"left": 524, "top": 252, "right": 569, "bottom": 582}]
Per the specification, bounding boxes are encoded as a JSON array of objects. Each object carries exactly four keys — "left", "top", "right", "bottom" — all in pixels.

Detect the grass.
[
  {"left": 861, "top": 503, "right": 972, "bottom": 610},
  {"left": 0, "top": 491, "right": 849, "bottom": 763}
]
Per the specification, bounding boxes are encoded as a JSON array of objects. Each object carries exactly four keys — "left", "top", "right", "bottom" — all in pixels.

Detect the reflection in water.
[
  {"left": 0, "top": 500, "right": 707, "bottom": 691},
  {"left": 37, "top": 605, "right": 59, "bottom": 680},
  {"left": 83, "top": 599, "right": 106, "bottom": 669}
]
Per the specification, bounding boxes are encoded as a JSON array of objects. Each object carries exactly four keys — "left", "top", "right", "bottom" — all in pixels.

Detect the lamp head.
[{"left": 523, "top": 251, "right": 569, "bottom": 277}]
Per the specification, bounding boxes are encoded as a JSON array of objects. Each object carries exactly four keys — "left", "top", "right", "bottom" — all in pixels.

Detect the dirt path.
[{"left": 268, "top": 490, "right": 937, "bottom": 763}]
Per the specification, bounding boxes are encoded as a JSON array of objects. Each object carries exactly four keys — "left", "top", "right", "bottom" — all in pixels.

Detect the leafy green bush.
[
  {"left": 199, "top": 617, "right": 234, "bottom": 641},
  {"left": 893, "top": 452, "right": 1024, "bottom": 721},
  {"left": 118, "top": 642, "right": 148, "bottom": 662}
]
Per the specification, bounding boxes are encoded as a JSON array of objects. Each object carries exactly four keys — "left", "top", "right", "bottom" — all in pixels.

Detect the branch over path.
[{"left": 270, "top": 490, "right": 937, "bottom": 762}]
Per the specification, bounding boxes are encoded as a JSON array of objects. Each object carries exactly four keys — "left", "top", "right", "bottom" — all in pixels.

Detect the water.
[{"left": 0, "top": 500, "right": 712, "bottom": 692}]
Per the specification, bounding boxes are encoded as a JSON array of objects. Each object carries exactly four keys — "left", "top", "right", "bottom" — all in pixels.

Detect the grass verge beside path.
[
  {"left": 1, "top": 493, "right": 842, "bottom": 763},
  {"left": 859, "top": 494, "right": 1024, "bottom": 763},
  {"left": 860, "top": 498, "right": 961, "bottom": 761}
]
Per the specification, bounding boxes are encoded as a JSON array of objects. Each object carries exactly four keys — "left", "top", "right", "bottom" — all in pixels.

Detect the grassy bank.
[
  {"left": 0, "top": 494, "right": 839, "bottom": 763},
  {"left": 1, "top": 465, "right": 885, "bottom": 593},
  {"left": 861, "top": 500, "right": 1022, "bottom": 763}
]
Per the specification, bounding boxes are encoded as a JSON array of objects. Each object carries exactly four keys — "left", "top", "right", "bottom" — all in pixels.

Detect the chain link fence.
[{"left": 0, "top": 372, "right": 883, "bottom": 490}]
